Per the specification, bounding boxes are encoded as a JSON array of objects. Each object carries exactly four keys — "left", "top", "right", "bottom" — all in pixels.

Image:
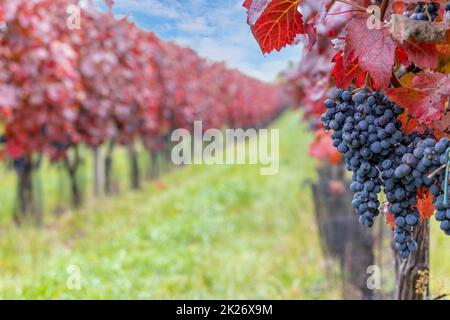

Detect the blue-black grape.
[{"left": 403, "top": 3, "right": 440, "bottom": 21}]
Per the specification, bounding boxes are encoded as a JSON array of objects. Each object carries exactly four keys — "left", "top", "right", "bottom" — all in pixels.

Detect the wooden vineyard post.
[{"left": 311, "top": 162, "right": 375, "bottom": 299}]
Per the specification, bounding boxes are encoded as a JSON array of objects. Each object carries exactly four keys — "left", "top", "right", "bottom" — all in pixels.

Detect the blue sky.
[{"left": 94, "top": 0, "right": 300, "bottom": 82}]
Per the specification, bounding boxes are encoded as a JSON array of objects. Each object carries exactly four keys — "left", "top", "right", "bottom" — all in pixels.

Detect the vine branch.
[
  {"left": 402, "top": 115, "right": 412, "bottom": 134},
  {"left": 380, "top": 0, "right": 389, "bottom": 21},
  {"left": 391, "top": 72, "right": 402, "bottom": 88},
  {"left": 427, "top": 164, "right": 446, "bottom": 179}
]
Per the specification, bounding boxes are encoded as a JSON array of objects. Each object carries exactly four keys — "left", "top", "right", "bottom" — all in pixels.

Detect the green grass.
[
  {"left": 0, "top": 112, "right": 341, "bottom": 299},
  {"left": 431, "top": 223, "right": 450, "bottom": 295},
  {"left": 0, "top": 111, "right": 448, "bottom": 299}
]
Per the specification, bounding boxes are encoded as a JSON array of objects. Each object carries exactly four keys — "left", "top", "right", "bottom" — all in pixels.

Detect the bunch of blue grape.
[
  {"left": 381, "top": 136, "right": 419, "bottom": 257},
  {"left": 433, "top": 193, "right": 450, "bottom": 236},
  {"left": 321, "top": 88, "right": 450, "bottom": 258},
  {"left": 446, "top": 2, "right": 450, "bottom": 12},
  {"left": 390, "top": 137, "right": 450, "bottom": 252},
  {"left": 321, "top": 89, "right": 404, "bottom": 226},
  {"left": 404, "top": 137, "right": 450, "bottom": 236},
  {"left": 403, "top": 3, "right": 440, "bottom": 21},
  {"left": 385, "top": 135, "right": 444, "bottom": 257}
]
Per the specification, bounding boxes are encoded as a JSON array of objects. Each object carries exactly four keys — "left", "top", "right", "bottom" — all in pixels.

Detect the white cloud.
[
  {"left": 109, "top": 0, "right": 180, "bottom": 19},
  {"left": 177, "top": 17, "right": 215, "bottom": 35}
]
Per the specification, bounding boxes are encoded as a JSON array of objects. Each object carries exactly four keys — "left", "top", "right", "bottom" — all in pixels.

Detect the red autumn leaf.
[
  {"left": 431, "top": 111, "right": 450, "bottom": 135},
  {"left": 399, "top": 112, "right": 420, "bottom": 134},
  {"left": 243, "top": 0, "right": 305, "bottom": 54},
  {"left": 416, "top": 188, "right": 435, "bottom": 220},
  {"left": 305, "top": 20, "right": 317, "bottom": 51},
  {"left": 387, "top": 71, "right": 450, "bottom": 123},
  {"left": 436, "top": 39, "right": 450, "bottom": 57},
  {"left": 344, "top": 17, "right": 397, "bottom": 88},
  {"left": 243, "top": 0, "right": 270, "bottom": 23},
  {"left": 391, "top": 1, "right": 406, "bottom": 14},
  {"left": 386, "top": 211, "right": 396, "bottom": 229},
  {"left": 309, "top": 130, "right": 342, "bottom": 164},
  {"left": 388, "top": 88, "right": 437, "bottom": 121},
  {"left": 403, "top": 41, "right": 438, "bottom": 70},
  {"left": 332, "top": 50, "right": 367, "bottom": 88},
  {"left": 328, "top": 150, "right": 342, "bottom": 165},
  {"left": 396, "top": 46, "right": 409, "bottom": 65}
]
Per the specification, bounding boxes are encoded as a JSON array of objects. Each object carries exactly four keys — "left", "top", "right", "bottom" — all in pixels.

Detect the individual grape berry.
[
  {"left": 341, "top": 90, "right": 351, "bottom": 102},
  {"left": 428, "top": 3, "right": 439, "bottom": 13},
  {"left": 406, "top": 214, "right": 418, "bottom": 226},
  {"left": 353, "top": 93, "right": 366, "bottom": 104},
  {"left": 441, "top": 220, "right": 450, "bottom": 231},
  {"left": 417, "top": 12, "right": 426, "bottom": 20},
  {"left": 407, "top": 241, "right": 418, "bottom": 253}
]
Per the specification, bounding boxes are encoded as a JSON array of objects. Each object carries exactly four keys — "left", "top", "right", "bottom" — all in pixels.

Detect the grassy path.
[{"left": 0, "top": 112, "right": 341, "bottom": 299}]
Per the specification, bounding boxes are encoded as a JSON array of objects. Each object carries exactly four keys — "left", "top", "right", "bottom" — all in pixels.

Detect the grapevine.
[{"left": 243, "top": 0, "right": 450, "bottom": 267}]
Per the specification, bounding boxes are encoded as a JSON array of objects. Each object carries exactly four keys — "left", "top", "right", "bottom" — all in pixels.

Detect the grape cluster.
[
  {"left": 382, "top": 136, "right": 421, "bottom": 257},
  {"left": 405, "top": 138, "right": 450, "bottom": 236},
  {"left": 434, "top": 195, "right": 450, "bottom": 236},
  {"left": 321, "top": 88, "right": 450, "bottom": 258},
  {"left": 387, "top": 135, "right": 442, "bottom": 257},
  {"left": 389, "top": 136, "right": 450, "bottom": 255},
  {"left": 321, "top": 90, "right": 403, "bottom": 226},
  {"left": 446, "top": 2, "right": 450, "bottom": 12},
  {"left": 403, "top": 3, "right": 440, "bottom": 21}
]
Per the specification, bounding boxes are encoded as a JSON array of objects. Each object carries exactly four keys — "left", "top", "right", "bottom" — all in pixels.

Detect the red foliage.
[
  {"left": 0, "top": 0, "right": 286, "bottom": 162},
  {"left": 0, "top": 0, "right": 81, "bottom": 159},
  {"left": 403, "top": 41, "right": 439, "bottom": 70},
  {"left": 243, "top": 0, "right": 304, "bottom": 53},
  {"left": 309, "top": 131, "right": 341, "bottom": 164},
  {"left": 332, "top": 50, "right": 367, "bottom": 89},
  {"left": 416, "top": 188, "right": 435, "bottom": 220},
  {"left": 387, "top": 71, "right": 450, "bottom": 123},
  {"left": 386, "top": 211, "right": 396, "bottom": 230},
  {"left": 344, "top": 17, "right": 398, "bottom": 88}
]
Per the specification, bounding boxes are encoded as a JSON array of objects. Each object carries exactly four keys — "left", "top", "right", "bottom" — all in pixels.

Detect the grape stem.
[
  {"left": 391, "top": 72, "right": 402, "bottom": 88},
  {"left": 364, "top": 73, "right": 373, "bottom": 90},
  {"left": 402, "top": 115, "right": 412, "bottom": 133},
  {"left": 351, "top": 87, "right": 365, "bottom": 94},
  {"left": 380, "top": 0, "right": 389, "bottom": 21},
  {"left": 427, "top": 164, "right": 446, "bottom": 179},
  {"left": 327, "top": 9, "right": 367, "bottom": 15}
]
